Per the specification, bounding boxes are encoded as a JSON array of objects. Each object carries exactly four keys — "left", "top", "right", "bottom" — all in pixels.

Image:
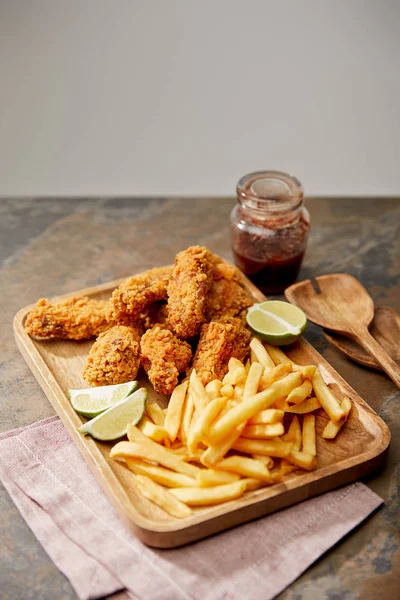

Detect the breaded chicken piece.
[
  {"left": 167, "top": 246, "right": 213, "bottom": 339},
  {"left": 142, "top": 302, "right": 169, "bottom": 331},
  {"left": 110, "top": 266, "right": 172, "bottom": 325},
  {"left": 140, "top": 325, "right": 192, "bottom": 395},
  {"left": 191, "top": 317, "right": 251, "bottom": 385},
  {"left": 83, "top": 325, "right": 141, "bottom": 386},
  {"left": 25, "top": 296, "right": 111, "bottom": 340},
  {"left": 205, "top": 278, "right": 252, "bottom": 322}
]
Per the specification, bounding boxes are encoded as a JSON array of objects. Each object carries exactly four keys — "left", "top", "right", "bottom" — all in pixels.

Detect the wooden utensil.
[
  {"left": 324, "top": 306, "right": 400, "bottom": 371},
  {"left": 285, "top": 274, "right": 400, "bottom": 388}
]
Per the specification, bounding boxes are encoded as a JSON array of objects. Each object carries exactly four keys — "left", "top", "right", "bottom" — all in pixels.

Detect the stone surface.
[{"left": 0, "top": 197, "right": 399, "bottom": 599}]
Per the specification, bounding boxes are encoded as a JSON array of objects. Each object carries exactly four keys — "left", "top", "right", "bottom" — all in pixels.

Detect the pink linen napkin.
[{"left": 0, "top": 417, "right": 383, "bottom": 600}]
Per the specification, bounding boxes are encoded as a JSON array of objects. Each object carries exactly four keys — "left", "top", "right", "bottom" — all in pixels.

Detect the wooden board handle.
[{"left": 354, "top": 327, "right": 400, "bottom": 388}]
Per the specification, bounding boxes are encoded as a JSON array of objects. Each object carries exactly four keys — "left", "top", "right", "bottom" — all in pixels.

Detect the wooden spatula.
[{"left": 285, "top": 274, "right": 400, "bottom": 388}]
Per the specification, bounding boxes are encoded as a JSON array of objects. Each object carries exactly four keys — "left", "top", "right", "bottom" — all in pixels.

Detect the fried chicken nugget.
[
  {"left": 191, "top": 316, "right": 251, "bottom": 385},
  {"left": 205, "top": 256, "right": 252, "bottom": 322},
  {"left": 110, "top": 266, "right": 172, "bottom": 325},
  {"left": 25, "top": 296, "right": 111, "bottom": 340},
  {"left": 83, "top": 325, "right": 141, "bottom": 386},
  {"left": 167, "top": 246, "right": 213, "bottom": 339},
  {"left": 140, "top": 325, "right": 192, "bottom": 395}
]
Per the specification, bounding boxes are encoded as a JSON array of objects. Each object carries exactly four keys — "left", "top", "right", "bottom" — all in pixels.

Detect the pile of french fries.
[{"left": 110, "top": 337, "right": 352, "bottom": 518}]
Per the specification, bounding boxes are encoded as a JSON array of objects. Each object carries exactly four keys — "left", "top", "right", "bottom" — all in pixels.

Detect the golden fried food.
[
  {"left": 167, "top": 246, "right": 213, "bottom": 339},
  {"left": 25, "top": 296, "right": 111, "bottom": 340},
  {"left": 110, "top": 266, "right": 172, "bottom": 326},
  {"left": 191, "top": 317, "right": 251, "bottom": 385},
  {"left": 140, "top": 325, "right": 192, "bottom": 395},
  {"left": 142, "top": 302, "right": 169, "bottom": 330},
  {"left": 83, "top": 325, "right": 141, "bottom": 386},
  {"left": 205, "top": 278, "right": 252, "bottom": 321}
]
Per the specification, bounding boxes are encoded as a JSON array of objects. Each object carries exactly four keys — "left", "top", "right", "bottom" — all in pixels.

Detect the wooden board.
[{"left": 13, "top": 274, "right": 390, "bottom": 548}]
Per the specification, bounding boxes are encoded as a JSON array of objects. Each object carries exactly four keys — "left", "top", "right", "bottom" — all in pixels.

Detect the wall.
[{"left": 0, "top": 0, "right": 399, "bottom": 197}]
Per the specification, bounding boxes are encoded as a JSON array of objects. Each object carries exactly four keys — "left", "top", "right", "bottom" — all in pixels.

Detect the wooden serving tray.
[{"left": 13, "top": 274, "right": 390, "bottom": 548}]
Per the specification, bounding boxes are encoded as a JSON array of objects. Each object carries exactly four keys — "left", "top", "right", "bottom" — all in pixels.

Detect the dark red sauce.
[{"left": 233, "top": 249, "right": 305, "bottom": 295}]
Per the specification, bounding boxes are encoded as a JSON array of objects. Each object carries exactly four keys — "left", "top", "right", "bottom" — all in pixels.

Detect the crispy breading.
[
  {"left": 24, "top": 296, "right": 111, "bottom": 340},
  {"left": 140, "top": 325, "right": 192, "bottom": 395},
  {"left": 191, "top": 317, "right": 251, "bottom": 385},
  {"left": 205, "top": 277, "right": 252, "bottom": 322},
  {"left": 209, "top": 253, "right": 242, "bottom": 282},
  {"left": 110, "top": 266, "right": 172, "bottom": 325},
  {"left": 142, "top": 302, "right": 169, "bottom": 331},
  {"left": 83, "top": 325, "right": 141, "bottom": 386},
  {"left": 167, "top": 246, "right": 213, "bottom": 339}
]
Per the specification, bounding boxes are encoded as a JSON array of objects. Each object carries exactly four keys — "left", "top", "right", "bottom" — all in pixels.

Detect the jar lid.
[{"left": 237, "top": 171, "right": 304, "bottom": 214}]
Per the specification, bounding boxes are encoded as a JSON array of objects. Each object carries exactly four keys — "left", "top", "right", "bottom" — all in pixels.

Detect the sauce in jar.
[{"left": 231, "top": 171, "right": 310, "bottom": 295}]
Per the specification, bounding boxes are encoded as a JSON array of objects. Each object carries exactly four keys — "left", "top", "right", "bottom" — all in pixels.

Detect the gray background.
[{"left": 0, "top": 0, "right": 399, "bottom": 197}]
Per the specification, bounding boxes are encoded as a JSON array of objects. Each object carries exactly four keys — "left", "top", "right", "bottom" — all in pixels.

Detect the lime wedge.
[
  {"left": 78, "top": 387, "right": 147, "bottom": 441},
  {"left": 246, "top": 300, "right": 307, "bottom": 346},
  {"left": 69, "top": 380, "right": 138, "bottom": 418}
]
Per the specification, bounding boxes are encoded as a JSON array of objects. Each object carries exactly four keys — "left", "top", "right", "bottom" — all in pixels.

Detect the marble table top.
[{"left": 0, "top": 197, "right": 399, "bottom": 599}]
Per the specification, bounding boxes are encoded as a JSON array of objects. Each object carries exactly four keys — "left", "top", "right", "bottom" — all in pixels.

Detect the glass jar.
[{"left": 231, "top": 170, "right": 310, "bottom": 294}]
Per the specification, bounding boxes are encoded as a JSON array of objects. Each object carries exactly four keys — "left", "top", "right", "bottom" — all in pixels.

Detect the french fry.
[
  {"left": 134, "top": 475, "right": 192, "bottom": 518},
  {"left": 259, "top": 363, "right": 292, "bottom": 391},
  {"left": 322, "top": 397, "right": 352, "bottom": 439},
  {"left": 190, "top": 370, "right": 208, "bottom": 412},
  {"left": 250, "top": 338, "right": 275, "bottom": 369},
  {"left": 252, "top": 454, "right": 274, "bottom": 469},
  {"left": 282, "top": 415, "right": 302, "bottom": 451},
  {"left": 180, "top": 392, "right": 194, "bottom": 445},
  {"left": 279, "top": 459, "right": 297, "bottom": 476},
  {"left": 124, "top": 425, "right": 201, "bottom": 477},
  {"left": 207, "top": 371, "right": 302, "bottom": 445},
  {"left": 274, "top": 397, "right": 290, "bottom": 410},
  {"left": 285, "top": 397, "right": 321, "bottom": 414},
  {"left": 201, "top": 426, "right": 244, "bottom": 466},
  {"left": 138, "top": 417, "right": 169, "bottom": 443},
  {"left": 287, "top": 380, "right": 313, "bottom": 405},
  {"left": 164, "top": 380, "right": 188, "bottom": 442},
  {"left": 264, "top": 344, "right": 292, "bottom": 366},
  {"left": 170, "top": 481, "right": 247, "bottom": 506},
  {"left": 220, "top": 384, "right": 234, "bottom": 398},
  {"left": 244, "top": 359, "right": 251, "bottom": 374},
  {"left": 216, "top": 455, "right": 272, "bottom": 482},
  {"left": 223, "top": 358, "right": 246, "bottom": 385},
  {"left": 243, "top": 362, "right": 264, "bottom": 399},
  {"left": 232, "top": 384, "right": 244, "bottom": 400},
  {"left": 232, "top": 438, "right": 293, "bottom": 458},
  {"left": 197, "top": 469, "right": 241, "bottom": 487},
  {"left": 292, "top": 364, "right": 316, "bottom": 379},
  {"left": 170, "top": 447, "right": 204, "bottom": 462},
  {"left": 312, "top": 368, "right": 345, "bottom": 422},
  {"left": 205, "top": 380, "right": 223, "bottom": 402},
  {"left": 248, "top": 409, "right": 284, "bottom": 425},
  {"left": 286, "top": 449, "right": 317, "bottom": 471},
  {"left": 241, "top": 477, "right": 265, "bottom": 491},
  {"left": 126, "top": 458, "right": 197, "bottom": 487},
  {"left": 112, "top": 440, "right": 200, "bottom": 477},
  {"left": 145, "top": 401, "right": 166, "bottom": 427},
  {"left": 241, "top": 422, "right": 285, "bottom": 439},
  {"left": 302, "top": 414, "right": 316, "bottom": 456},
  {"left": 188, "top": 395, "right": 227, "bottom": 451}
]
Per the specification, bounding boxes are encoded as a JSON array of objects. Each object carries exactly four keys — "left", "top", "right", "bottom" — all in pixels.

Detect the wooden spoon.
[
  {"left": 285, "top": 274, "right": 400, "bottom": 388},
  {"left": 324, "top": 306, "right": 400, "bottom": 370}
]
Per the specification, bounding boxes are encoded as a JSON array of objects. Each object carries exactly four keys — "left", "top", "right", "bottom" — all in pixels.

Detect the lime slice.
[
  {"left": 78, "top": 387, "right": 147, "bottom": 441},
  {"left": 246, "top": 300, "right": 307, "bottom": 346},
  {"left": 69, "top": 380, "right": 138, "bottom": 418}
]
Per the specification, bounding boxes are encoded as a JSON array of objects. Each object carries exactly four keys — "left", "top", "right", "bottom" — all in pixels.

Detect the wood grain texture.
[
  {"left": 285, "top": 274, "right": 400, "bottom": 387},
  {"left": 324, "top": 307, "right": 400, "bottom": 370},
  {"left": 14, "top": 273, "right": 390, "bottom": 548}
]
